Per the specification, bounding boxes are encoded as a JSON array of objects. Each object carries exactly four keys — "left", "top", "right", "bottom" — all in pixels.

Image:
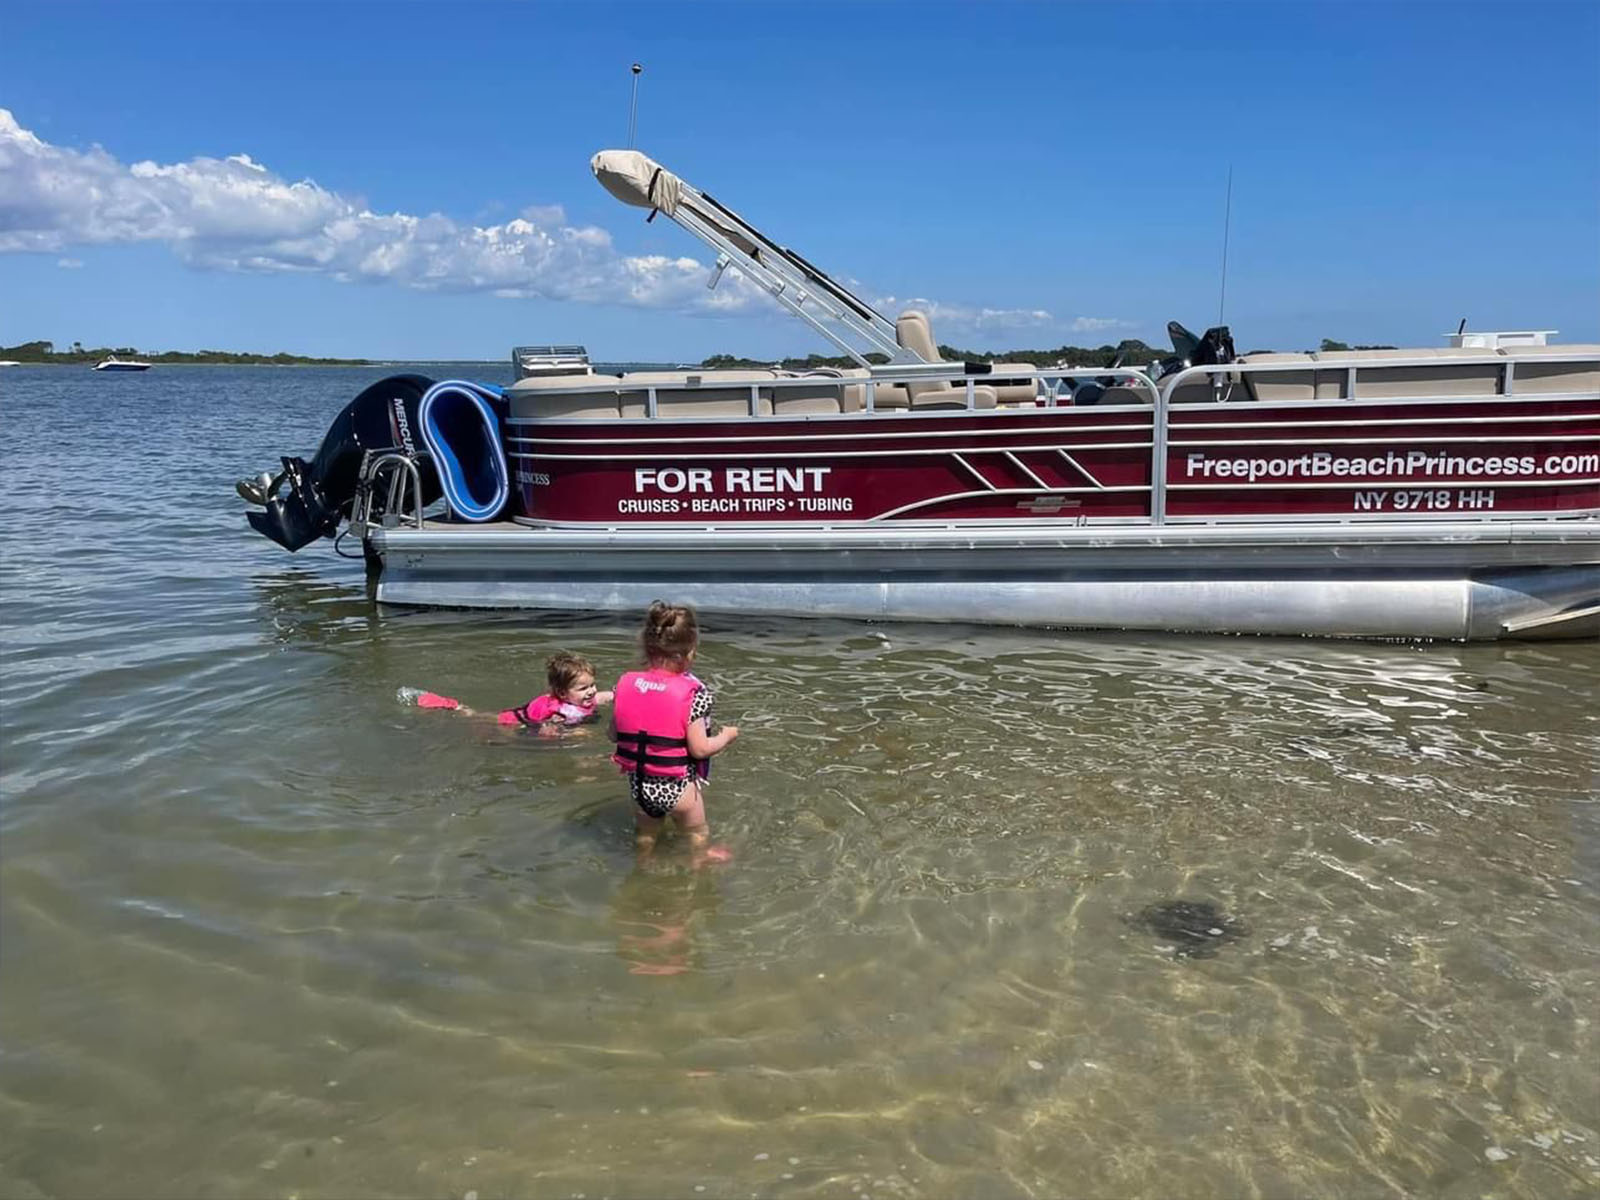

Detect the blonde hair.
[
  {"left": 546, "top": 651, "right": 594, "bottom": 698},
  {"left": 641, "top": 600, "right": 698, "bottom": 667}
]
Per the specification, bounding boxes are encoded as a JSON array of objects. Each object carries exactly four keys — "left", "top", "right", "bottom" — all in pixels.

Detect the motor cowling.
[{"left": 245, "top": 374, "right": 440, "bottom": 552}]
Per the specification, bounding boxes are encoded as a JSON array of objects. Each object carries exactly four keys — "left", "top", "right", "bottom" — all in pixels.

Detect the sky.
[{"left": 1, "top": 0, "right": 1596, "bottom": 362}]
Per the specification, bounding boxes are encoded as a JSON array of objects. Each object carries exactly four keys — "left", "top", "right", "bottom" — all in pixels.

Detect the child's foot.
[{"left": 698, "top": 845, "right": 733, "bottom": 866}]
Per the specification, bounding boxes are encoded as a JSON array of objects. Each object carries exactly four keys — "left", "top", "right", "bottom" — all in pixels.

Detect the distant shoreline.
[
  {"left": 1, "top": 340, "right": 378, "bottom": 367},
  {"left": 0, "top": 359, "right": 506, "bottom": 367}
]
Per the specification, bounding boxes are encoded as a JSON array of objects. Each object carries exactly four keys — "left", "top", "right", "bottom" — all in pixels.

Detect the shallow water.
[{"left": 1, "top": 365, "right": 1597, "bottom": 1198}]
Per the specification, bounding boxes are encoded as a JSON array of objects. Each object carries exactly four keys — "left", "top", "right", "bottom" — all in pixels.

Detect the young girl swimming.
[
  {"left": 398, "top": 651, "right": 613, "bottom": 729},
  {"left": 612, "top": 601, "right": 738, "bottom": 865}
]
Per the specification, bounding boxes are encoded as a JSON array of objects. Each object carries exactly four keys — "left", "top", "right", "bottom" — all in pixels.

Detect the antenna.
[
  {"left": 626, "top": 63, "right": 643, "bottom": 148},
  {"left": 1217, "top": 164, "right": 1233, "bottom": 326},
  {"left": 1457, "top": 317, "right": 1467, "bottom": 335}
]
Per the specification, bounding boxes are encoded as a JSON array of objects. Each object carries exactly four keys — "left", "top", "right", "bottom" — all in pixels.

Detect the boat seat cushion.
[
  {"left": 1237, "top": 352, "right": 1317, "bottom": 402},
  {"left": 1311, "top": 347, "right": 1501, "bottom": 398},
  {"left": 770, "top": 368, "right": 867, "bottom": 415},
  {"left": 505, "top": 373, "right": 624, "bottom": 419},
  {"left": 985, "top": 362, "right": 1042, "bottom": 406},
  {"left": 895, "top": 311, "right": 940, "bottom": 362},
  {"left": 910, "top": 384, "right": 998, "bottom": 410},
  {"left": 1500, "top": 344, "right": 1600, "bottom": 395},
  {"left": 618, "top": 369, "right": 777, "bottom": 418}
]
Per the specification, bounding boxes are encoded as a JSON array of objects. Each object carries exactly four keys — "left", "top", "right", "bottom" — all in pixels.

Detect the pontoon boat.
[{"left": 237, "top": 150, "right": 1600, "bottom": 641}]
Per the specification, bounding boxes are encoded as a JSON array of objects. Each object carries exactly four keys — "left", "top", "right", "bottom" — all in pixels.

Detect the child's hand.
[
  {"left": 595, "top": 690, "right": 615, "bottom": 706},
  {"left": 722, "top": 725, "right": 740, "bottom": 743}
]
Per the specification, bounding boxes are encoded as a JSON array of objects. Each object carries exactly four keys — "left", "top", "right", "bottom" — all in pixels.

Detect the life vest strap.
[{"left": 613, "top": 729, "right": 691, "bottom": 748}]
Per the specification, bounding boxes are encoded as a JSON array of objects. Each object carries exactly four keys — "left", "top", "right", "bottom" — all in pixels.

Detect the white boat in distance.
[
  {"left": 93, "top": 355, "right": 152, "bottom": 372},
  {"left": 238, "top": 149, "right": 1600, "bottom": 642}
]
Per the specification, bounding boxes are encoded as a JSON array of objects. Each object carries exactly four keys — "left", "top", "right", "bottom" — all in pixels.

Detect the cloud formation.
[{"left": 0, "top": 110, "right": 1120, "bottom": 337}]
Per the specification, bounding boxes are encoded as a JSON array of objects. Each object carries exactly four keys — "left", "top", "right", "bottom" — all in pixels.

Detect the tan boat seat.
[
  {"left": 1237, "top": 352, "right": 1317, "bottom": 402},
  {"left": 986, "top": 362, "right": 1043, "bottom": 406},
  {"left": 770, "top": 368, "right": 868, "bottom": 415},
  {"left": 506, "top": 373, "right": 624, "bottom": 419},
  {"left": 618, "top": 369, "right": 776, "bottom": 418},
  {"left": 1165, "top": 375, "right": 1243, "bottom": 404},
  {"left": 1312, "top": 347, "right": 1502, "bottom": 398},
  {"left": 911, "top": 384, "right": 998, "bottom": 410},
  {"left": 894, "top": 310, "right": 997, "bottom": 410},
  {"left": 863, "top": 381, "right": 912, "bottom": 410},
  {"left": 1501, "top": 344, "right": 1600, "bottom": 395}
]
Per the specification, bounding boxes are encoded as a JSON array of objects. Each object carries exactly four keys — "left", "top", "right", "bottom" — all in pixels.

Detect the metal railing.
[
  {"left": 350, "top": 450, "right": 432, "bottom": 535},
  {"left": 375, "top": 349, "right": 1596, "bottom": 530}
]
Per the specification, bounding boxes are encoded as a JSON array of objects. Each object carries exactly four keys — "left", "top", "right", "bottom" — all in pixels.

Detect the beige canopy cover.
[
  {"left": 588, "top": 146, "right": 912, "bottom": 364},
  {"left": 590, "top": 150, "right": 683, "bottom": 217}
]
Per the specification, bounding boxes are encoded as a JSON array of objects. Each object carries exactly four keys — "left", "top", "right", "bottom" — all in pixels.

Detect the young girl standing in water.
[{"left": 612, "top": 601, "right": 738, "bottom": 866}]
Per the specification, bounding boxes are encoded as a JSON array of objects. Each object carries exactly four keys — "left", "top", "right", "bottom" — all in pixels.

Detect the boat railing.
[
  {"left": 350, "top": 450, "right": 433, "bottom": 535},
  {"left": 506, "top": 344, "right": 1598, "bottom": 417},
  {"left": 1158, "top": 348, "right": 1600, "bottom": 406},
  {"left": 1148, "top": 350, "right": 1599, "bottom": 525},
  {"left": 506, "top": 361, "right": 1164, "bottom": 415}
]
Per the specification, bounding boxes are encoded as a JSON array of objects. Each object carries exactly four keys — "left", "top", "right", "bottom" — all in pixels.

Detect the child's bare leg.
[
  {"left": 634, "top": 809, "right": 665, "bottom": 860},
  {"left": 671, "top": 783, "right": 731, "bottom": 866}
]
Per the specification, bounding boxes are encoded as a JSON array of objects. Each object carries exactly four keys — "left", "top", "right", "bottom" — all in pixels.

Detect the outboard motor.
[
  {"left": 1152, "top": 321, "right": 1238, "bottom": 382},
  {"left": 1193, "top": 325, "right": 1237, "bottom": 366},
  {"left": 240, "top": 374, "right": 440, "bottom": 552}
]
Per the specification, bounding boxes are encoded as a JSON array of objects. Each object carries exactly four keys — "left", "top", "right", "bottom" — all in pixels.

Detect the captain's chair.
[{"left": 895, "top": 312, "right": 997, "bottom": 410}]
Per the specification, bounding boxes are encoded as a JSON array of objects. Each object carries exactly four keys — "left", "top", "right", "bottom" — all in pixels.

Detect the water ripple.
[{"left": 0, "top": 367, "right": 1595, "bottom": 1199}]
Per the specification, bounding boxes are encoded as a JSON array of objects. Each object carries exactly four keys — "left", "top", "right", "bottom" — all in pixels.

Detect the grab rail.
[
  {"left": 507, "top": 363, "right": 1163, "bottom": 413},
  {"left": 352, "top": 450, "right": 431, "bottom": 534}
]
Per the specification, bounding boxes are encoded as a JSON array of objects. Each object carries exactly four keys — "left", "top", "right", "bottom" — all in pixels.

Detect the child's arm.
[
  {"left": 399, "top": 687, "right": 477, "bottom": 716},
  {"left": 595, "top": 689, "right": 615, "bottom": 706},
  {"left": 686, "top": 720, "right": 739, "bottom": 759}
]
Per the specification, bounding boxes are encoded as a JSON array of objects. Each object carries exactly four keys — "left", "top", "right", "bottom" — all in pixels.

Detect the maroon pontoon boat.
[{"left": 240, "top": 150, "right": 1599, "bottom": 641}]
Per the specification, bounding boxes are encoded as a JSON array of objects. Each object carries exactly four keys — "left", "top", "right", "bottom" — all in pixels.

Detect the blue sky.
[{"left": 1, "top": 0, "right": 1596, "bottom": 361}]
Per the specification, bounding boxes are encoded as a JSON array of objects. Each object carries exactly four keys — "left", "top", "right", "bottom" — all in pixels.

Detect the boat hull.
[{"left": 370, "top": 520, "right": 1600, "bottom": 641}]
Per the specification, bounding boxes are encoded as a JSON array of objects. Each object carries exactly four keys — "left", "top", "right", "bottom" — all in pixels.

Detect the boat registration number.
[{"left": 1353, "top": 489, "right": 1497, "bottom": 512}]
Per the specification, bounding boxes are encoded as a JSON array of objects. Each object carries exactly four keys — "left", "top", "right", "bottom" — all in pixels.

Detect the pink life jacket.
[
  {"left": 498, "top": 694, "right": 596, "bottom": 727},
  {"left": 612, "top": 669, "right": 701, "bottom": 779}
]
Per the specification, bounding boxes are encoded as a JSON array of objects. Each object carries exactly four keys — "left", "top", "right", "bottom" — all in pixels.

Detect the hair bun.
[{"left": 641, "top": 600, "right": 699, "bottom": 663}]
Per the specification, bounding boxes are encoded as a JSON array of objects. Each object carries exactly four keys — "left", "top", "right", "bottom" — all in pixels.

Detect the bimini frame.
[{"left": 592, "top": 150, "right": 938, "bottom": 373}]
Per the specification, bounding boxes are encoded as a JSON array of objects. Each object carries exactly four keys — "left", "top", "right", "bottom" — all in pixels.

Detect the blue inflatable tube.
[{"left": 418, "top": 380, "right": 509, "bottom": 522}]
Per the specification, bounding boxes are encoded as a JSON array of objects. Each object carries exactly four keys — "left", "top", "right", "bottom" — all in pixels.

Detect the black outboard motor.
[
  {"left": 1152, "top": 321, "right": 1238, "bottom": 382},
  {"left": 242, "top": 374, "right": 440, "bottom": 552},
  {"left": 1193, "top": 324, "right": 1237, "bottom": 366}
]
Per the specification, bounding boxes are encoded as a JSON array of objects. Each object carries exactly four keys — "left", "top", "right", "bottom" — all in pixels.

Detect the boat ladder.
[{"left": 348, "top": 450, "right": 432, "bottom": 539}]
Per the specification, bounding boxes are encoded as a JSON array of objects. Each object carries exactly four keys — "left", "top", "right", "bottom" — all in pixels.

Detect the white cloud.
[
  {"left": 0, "top": 108, "right": 1092, "bottom": 339},
  {"left": 56, "top": 257, "right": 83, "bottom": 269},
  {"left": 0, "top": 107, "right": 770, "bottom": 315},
  {"left": 1068, "top": 316, "right": 1131, "bottom": 334},
  {"left": 872, "top": 295, "right": 1056, "bottom": 333},
  {"left": 871, "top": 296, "right": 1134, "bottom": 341}
]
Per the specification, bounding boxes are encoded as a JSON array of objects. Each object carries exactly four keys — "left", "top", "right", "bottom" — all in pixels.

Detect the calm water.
[{"left": 1, "top": 365, "right": 1597, "bottom": 1199}]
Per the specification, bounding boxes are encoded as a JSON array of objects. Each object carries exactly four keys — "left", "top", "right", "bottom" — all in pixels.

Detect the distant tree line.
[
  {"left": 1318, "top": 339, "right": 1398, "bottom": 352},
  {"left": 0, "top": 340, "right": 372, "bottom": 366}
]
